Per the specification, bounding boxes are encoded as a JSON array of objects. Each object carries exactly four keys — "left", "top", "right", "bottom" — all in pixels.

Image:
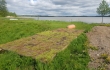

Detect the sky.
[{"left": 6, "top": 0, "right": 110, "bottom": 16}]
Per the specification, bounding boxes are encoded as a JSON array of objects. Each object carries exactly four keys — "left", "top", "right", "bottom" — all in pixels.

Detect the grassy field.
[
  {"left": 0, "top": 18, "right": 103, "bottom": 70},
  {"left": 0, "top": 18, "right": 98, "bottom": 44}
]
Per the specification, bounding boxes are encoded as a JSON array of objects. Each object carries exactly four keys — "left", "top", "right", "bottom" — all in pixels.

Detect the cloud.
[{"left": 6, "top": 0, "right": 110, "bottom": 16}]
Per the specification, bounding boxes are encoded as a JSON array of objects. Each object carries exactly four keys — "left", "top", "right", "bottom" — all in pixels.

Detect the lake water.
[{"left": 26, "top": 17, "right": 110, "bottom": 23}]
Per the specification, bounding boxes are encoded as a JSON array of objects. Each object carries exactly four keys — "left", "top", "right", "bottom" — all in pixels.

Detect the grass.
[
  {"left": 0, "top": 18, "right": 108, "bottom": 70},
  {"left": 0, "top": 51, "right": 35, "bottom": 70},
  {"left": 0, "top": 19, "right": 50, "bottom": 44},
  {"left": 0, "top": 18, "right": 98, "bottom": 44}
]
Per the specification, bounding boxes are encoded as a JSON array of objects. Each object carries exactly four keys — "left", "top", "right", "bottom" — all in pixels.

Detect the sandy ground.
[{"left": 86, "top": 26, "right": 110, "bottom": 70}]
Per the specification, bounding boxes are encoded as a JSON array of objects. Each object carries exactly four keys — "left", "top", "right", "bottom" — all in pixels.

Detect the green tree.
[
  {"left": 97, "top": 0, "right": 109, "bottom": 23},
  {"left": 8, "top": 12, "right": 17, "bottom": 17},
  {"left": 0, "top": 0, "right": 8, "bottom": 17},
  {"left": 109, "top": 8, "right": 110, "bottom": 15}
]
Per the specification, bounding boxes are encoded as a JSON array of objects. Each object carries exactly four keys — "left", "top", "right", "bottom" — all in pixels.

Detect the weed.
[
  {"left": 100, "top": 53, "right": 108, "bottom": 59},
  {"left": 105, "top": 56, "right": 110, "bottom": 63},
  {"left": 89, "top": 46, "right": 99, "bottom": 50}
]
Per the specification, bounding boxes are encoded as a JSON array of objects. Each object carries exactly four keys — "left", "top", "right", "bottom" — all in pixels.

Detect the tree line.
[{"left": 0, "top": 0, "right": 16, "bottom": 17}]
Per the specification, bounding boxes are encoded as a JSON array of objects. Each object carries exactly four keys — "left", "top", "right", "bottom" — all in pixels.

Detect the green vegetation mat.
[{"left": 0, "top": 28, "right": 83, "bottom": 62}]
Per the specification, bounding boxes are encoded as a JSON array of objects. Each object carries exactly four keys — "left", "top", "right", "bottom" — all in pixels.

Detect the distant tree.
[
  {"left": 0, "top": 0, "right": 8, "bottom": 17},
  {"left": 97, "top": 0, "right": 109, "bottom": 23},
  {"left": 8, "top": 12, "right": 17, "bottom": 17},
  {"left": 109, "top": 8, "right": 110, "bottom": 15}
]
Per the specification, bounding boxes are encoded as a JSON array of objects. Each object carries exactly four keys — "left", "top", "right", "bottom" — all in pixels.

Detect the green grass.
[
  {"left": 0, "top": 19, "right": 98, "bottom": 44},
  {"left": 0, "top": 20, "right": 50, "bottom": 44},
  {"left": 0, "top": 19, "right": 69, "bottom": 44},
  {"left": 0, "top": 18, "right": 104, "bottom": 70},
  {"left": 0, "top": 51, "right": 35, "bottom": 70}
]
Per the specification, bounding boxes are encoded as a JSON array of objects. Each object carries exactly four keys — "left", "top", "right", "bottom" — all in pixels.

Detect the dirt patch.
[
  {"left": 86, "top": 26, "right": 110, "bottom": 70},
  {"left": 0, "top": 28, "right": 83, "bottom": 62}
]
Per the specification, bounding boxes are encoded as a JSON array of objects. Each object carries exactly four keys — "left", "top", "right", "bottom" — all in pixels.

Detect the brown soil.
[{"left": 86, "top": 26, "right": 110, "bottom": 70}]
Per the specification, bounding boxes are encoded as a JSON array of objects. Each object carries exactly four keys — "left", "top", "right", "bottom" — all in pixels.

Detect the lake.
[{"left": 24, "top": 17, "right": 110, "bottom": 23}]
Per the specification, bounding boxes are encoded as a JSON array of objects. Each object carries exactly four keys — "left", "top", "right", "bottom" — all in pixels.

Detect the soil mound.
[{"left": 86, "top": 26, "right": 110, "bottom": 70}]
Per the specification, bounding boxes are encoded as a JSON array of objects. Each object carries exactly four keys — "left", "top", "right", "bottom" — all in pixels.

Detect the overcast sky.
[{"left": 6, "top": 0, "right": 110, "bottom": 16}]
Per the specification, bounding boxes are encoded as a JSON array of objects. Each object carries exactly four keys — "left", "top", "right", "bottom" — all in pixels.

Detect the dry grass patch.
[{"left": 0, "top": 28, "right": 83, "bottom": 62}]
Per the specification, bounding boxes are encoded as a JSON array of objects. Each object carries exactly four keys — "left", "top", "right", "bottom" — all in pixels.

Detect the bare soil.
[{"left": 86, "top": 26, "right": 110, "bottom": 70}]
